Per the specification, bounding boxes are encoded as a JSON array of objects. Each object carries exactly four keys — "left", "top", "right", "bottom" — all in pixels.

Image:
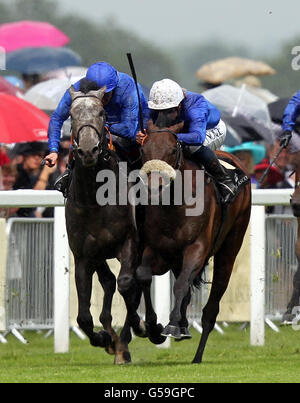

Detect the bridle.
[
  {"left": 71, "top": 93, "right": 111, "bottom": 161},
  {"left": 148, "top": 128, "right": 183, "bottom": 171}
]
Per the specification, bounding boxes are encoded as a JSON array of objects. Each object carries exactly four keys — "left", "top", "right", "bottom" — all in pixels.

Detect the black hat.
[{"left": 12, "top": 141, "right": 48, "bottom": 156}]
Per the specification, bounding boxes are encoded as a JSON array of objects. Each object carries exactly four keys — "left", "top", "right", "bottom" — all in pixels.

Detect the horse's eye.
[{"left": 172, "top": 147, "right": 177, "bottom": 155}]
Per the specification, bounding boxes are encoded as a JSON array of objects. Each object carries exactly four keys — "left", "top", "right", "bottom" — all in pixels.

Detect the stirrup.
[
  {"left": 54, "top": 170, "right": 70, "bottom": 197},
  {"left": 217, "top": 182, "right": 237, "bottom": 204}
]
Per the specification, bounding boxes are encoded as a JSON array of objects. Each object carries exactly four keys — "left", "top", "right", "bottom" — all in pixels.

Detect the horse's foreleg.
[
  {"left": 136, "top": 247, "right": 167, "bottom": 344},
  {"left": 95, "top": 261, "right": 119, "bottom": 355},
  {"left": 75, "top": 257, "right": 112, "bottom": 348},
  {"left": 115, "top": 233, "right": 142, "bottom": 364},
  {"left": 162, "top": 241, "right": 208, "bottom": 340}
]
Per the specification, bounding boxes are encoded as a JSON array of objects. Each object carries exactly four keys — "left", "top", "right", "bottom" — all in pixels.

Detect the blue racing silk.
[
  {"left": 176, "top": 91, "right": 221, "bottom": 145},
  {"left": 282, "top": 90, "right": 300, "bottom": 132},
  {"left": 48, "top": 72, "right": 149, "bottom": 153}
]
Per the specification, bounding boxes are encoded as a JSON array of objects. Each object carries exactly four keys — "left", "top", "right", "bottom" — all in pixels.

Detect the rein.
[{"left": 148, "top": 128, "right": 183, "bottom": 171}]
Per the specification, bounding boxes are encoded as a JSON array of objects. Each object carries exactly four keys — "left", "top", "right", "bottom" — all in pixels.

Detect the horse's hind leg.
[
  {"left": 75, "top": 257, "right": 112, "bottom": 348},
  {"left": 192, "top": 215, "right": 249, "bottom": 363},
  {"left": 282, "top": 264, "right": 300, "bottom": 322},
  {"left": 175, "top": 287, "right": 192, "bottom": 341},
  {"left": 282, "top": 219, "right": 300, "bottom": 322}
]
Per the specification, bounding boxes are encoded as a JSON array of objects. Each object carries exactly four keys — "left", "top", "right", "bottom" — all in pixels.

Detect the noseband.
[{"left": 149, "top": 128, "right": 183, "bottom": 171}]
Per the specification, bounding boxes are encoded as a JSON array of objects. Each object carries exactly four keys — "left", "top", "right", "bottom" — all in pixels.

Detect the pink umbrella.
[{"left": 0, "top": 20, "right": 69, "bottom": 52}]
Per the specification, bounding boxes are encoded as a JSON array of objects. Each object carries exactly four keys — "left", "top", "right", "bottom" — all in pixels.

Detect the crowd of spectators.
[
  {"left": 0, "top": 135, "right": 69, "bottom": 219},
  {"left": 223, "top": 138, "right": 295, "bottom": 214}
]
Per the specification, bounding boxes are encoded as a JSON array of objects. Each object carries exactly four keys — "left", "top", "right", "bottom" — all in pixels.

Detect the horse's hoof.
[
  {"left": 105, "top": 340, "right": 116, "bottom": 355},
  {"left": 147, "top": 323, "right": 167, "bottom": 345},
  {"left": 161, "top": 324, "right": 181, "bottom": 339},
  {"left": 114, "top": 351, "right": 131, "bottom": 365},
  {"left": 132, "top": 319, "right": 147, "bottom": 338},
  {"left": 90, "top": 330, "right": 112, "bottom": 348},
  {"left": 281, "top": 312, "right": 295, "bottom": 325},
  {"left": 174, "top": 327, "right": 192, "bottom": 342}
]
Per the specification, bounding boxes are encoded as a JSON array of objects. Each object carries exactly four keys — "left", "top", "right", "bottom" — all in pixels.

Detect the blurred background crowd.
[{"left": 0, "top": 0, "right": 300, "bottom": 219}]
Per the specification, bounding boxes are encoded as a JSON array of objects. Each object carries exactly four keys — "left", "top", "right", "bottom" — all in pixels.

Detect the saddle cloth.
[{"left": 218, "top": 158, "right": 250, "bottom": 202}]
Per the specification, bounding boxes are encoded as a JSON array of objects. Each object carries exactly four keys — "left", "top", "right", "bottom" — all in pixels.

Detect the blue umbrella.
[{"left": 6, "top": 46, "right": 82, "bottom": 74}]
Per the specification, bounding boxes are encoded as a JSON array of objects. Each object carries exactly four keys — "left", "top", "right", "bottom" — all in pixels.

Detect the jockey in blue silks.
[
  {"left": 281, "top": 90, "right": 300, "bottom": 148},
  {"left": 44, "top": 61, "right": 149, "bottom": 195},
  {"left": 137, "top": 79, "right": 237, "bottom": 203}
]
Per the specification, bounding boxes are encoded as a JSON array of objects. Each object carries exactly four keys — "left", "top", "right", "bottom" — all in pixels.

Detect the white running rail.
[{"left": 0, "top": 188, "right": 294, "bottom": 351}]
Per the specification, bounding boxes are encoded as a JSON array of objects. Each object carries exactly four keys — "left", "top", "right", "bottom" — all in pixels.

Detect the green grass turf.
[{"left": 0, "top": 324, "right": 300, "bottom": 383}]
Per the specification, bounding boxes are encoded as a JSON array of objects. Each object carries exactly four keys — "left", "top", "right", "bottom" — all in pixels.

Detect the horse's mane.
[
  {"left": 79, "top": 78, "right": 99, "bottom": 94},
  {"left": 151, "top": 108, "right": 181, "bottom": 128}
]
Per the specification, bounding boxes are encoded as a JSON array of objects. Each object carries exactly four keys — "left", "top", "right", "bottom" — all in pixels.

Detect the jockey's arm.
[
  {"left": 108, "top": 83, "right": 149, "bottom": 141},
  {"left": 47, "top": 89, "right": 73, "bottom": 154},
  {"left": 176, "top": 97, "right": 211, "bottom": 145},
  {"left": 45, "top": 89, "right": 74, "bottom": 167},
  {"left": 282, "top": 90, "right": 300, "bottom": 133}
]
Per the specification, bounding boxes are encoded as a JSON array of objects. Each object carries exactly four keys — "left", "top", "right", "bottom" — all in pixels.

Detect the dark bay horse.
[
  {"left": 136, "top": 119, "right": 251, "bottom": 363},
  {"left": 65, "top": 84, "right": 143, "bottom": 364},
  {"left": 282, "top": 150, "right": 300, "bottom": 322}
]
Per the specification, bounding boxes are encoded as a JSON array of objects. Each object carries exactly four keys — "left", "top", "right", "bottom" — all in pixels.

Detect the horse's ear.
[
  {"left": 147, "top": 119, "right": 155, "bottom": 133},
  {"left": 170, "top": 121, "right": 184, "bottom": 134},
  {"left": 69, "top": 85, "right": 79, "bottom": 101},
  {"left": 88, "top": 86, "right": 106, "bottom": 101},
  {"left": 96, "top": 85, "right": 107, "bottom": 100},
  {"left": 69, "top": 85, "right": 76, "bottom": 99}
]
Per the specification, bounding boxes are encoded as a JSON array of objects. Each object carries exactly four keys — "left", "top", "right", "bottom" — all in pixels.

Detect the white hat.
[{"left": 148, "top": 79, "right": 184, "bottom": 110}]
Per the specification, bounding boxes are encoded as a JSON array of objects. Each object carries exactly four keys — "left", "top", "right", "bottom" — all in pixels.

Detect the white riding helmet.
[{"left": 148, "top": 79, "right": 184, "bottom": 110}]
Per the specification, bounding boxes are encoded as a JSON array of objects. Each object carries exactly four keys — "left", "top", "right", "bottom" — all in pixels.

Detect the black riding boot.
[
  {"left": 54, "top": 164, "right": 72, "bottom": 198},
  {"left": 192, "top": 146, "right": 237, "bottom": 204}
]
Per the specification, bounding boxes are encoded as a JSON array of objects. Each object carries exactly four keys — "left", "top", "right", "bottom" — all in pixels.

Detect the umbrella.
[
  {"left": 3, "top": 75, "right": 25, "bottom": 89},
  {"left": 222, "top": 113, "right": 274, "bottom": 144},
  {"left": 24, "top": 76, "right": 84, "bottom": 110},
  {"left": 0, "top": 20, "right": 69, "bottom": 52},
  {"left": 0, "top": 76, "right": 24, "bottom": 96},
  {"left": 6, "top": 46, "right": 82, "bottom": 74},
  {"left": 203, "top": 84, "right": 275, "bottom": 143},
  {"left": 0, "top": 93, "right": 49, "bottom": 144},
  {"left": 42, "top": 66, "right": 88, "bottom": 80},
  {"left": 196, "top": 57, "right": 276, "bottom": 85}
]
